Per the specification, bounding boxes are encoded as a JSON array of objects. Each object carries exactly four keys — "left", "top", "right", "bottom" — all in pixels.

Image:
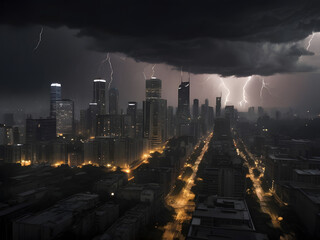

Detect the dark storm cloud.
[{"left": 1, "top": 0, "right": 320, "bottom": 76}]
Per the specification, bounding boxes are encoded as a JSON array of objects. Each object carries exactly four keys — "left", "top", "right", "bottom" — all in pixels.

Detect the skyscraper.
[
  {"left": 87, "top": 103, "right": 99, "bottom": 137},
  {"left": 93, "top": 79, "right": 106, "bottom": 115},
  {"left": 56, "top": 99, "right": 74, "bottom": 136},
  {"left": 146, "top": 77, "right": 162, "bottom": 99},
  {"left": 50, "top": 83, "right": 62, "bottom": 118},
  {"left": 177, "top": 81, "right": 190, "bottom": 122},
  {"left": 109, "top": 88, "right": 119, "bottom": 115},
  {"left": 216, "top": 97, "right": 221, "bottom": 117},
  {"left": 143, "top": 78, "right": 167, "bottom": 148},
  {"left": 127, "top": 102, "right": 137, "bottom": 130},
  {"left": 193, "top": 99, "right": 199, "bottom": 120}
]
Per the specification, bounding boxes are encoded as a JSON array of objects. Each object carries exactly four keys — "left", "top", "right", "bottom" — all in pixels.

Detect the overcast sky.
[{"left": 1, "top": 1, "right": 320, "bottom": 118}]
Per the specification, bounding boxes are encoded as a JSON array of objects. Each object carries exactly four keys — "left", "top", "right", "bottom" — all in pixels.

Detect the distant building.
[
  {"left": 193, "top": 99, "right": 199, "bottom": 120},
  {"left": 87, "top": 102, "right": 99, "bottom": 137},
  {"left": 216, "top": 96, "right": 221, "bottom": 117},
  {"left": 50, "top": 83, "right": 62, "bottom": 118},
  {"left": 96, "top": 114, "right": 133, "bottom": 138},
  {"left": 109, "top": 88, "right": 119, "bottom": 115},
  {"left": 177, "top": 81, "right": 190, "bottom": 123},
  {"left": 127, "top": 101, "right": 137, "bottom": 133},
  {"left": 56, "top": 99, "right": 74, "bottom": 136},
  {"left": 93, "top": 79, "right": 107, "bottom": 115},
  {"left": 0, "top": 124, "right": 13, "bottom": 145}
]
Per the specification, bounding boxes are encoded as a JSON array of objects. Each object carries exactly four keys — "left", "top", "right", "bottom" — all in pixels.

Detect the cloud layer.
[{"left": 1, "top": 0, "right": 320, "bottom": 76}]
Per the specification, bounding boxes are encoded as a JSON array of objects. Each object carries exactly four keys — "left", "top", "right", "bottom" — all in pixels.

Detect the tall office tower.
[
  {"left": 87, "top": 103, "right": 99, "bottom": 137},
  {"left": 146, "top": 77, "right": 162, "bottom": 99},
  {"left": 193, "top": 99, "right": 199, "bottom": 120},
  {"left": 109, "top": 88, "right": 119, "bottom": 115},
  {"left": 143, "top": 78, "right": 167, "bottom": 148},
  {"left": 50, "top": 83, "right": 62, "bottom": 118},
  {"left": 93, "top": 79, "right": 107, "bottom": 115},
  {"left": 56, "top": 99, "right": 74, "bottom": 136},
  {"left": 146, "top": 99, "right": 167, "bottom": 148},
  {"left": 177, "top": 81, "right": 190, "bottom": 122},
  {"left": 127, "top": 102, "right": 137, "bottom": 129},
  {"left": 216, "top": 97, "right": 221, "bottom": 117}
]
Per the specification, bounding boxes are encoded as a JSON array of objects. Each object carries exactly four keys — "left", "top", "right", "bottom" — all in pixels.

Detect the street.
[{"left": 162, "top": 133, "right": 213, "bottom": 240}]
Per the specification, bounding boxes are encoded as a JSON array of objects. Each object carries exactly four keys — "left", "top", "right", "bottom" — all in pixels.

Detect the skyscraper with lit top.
[
  {"left": 50, "top": 83, "right": 61, "bottom": 118},
  {"left": 93, "top": 79, "right": 107, "bottom": 115}
]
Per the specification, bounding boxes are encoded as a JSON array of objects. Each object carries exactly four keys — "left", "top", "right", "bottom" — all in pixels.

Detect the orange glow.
[
  {"left": 21, "top": 160, "right": 31, "bottom": 166},
  {"left": 89, "top": 136, "right": 95, "bottom": 139},
  {"left": 52, "top": 161, "right": 64, "bottom": 167},
  {"left": 128, "top": 176, "right": 135, "bottom": 181}
]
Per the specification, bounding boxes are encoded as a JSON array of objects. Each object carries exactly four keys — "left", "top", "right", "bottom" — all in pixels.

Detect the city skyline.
[
  {"left": 1, "top": 2, "right": 320, "bottom": 116},
  {"left": 2, "top": 2, "right": 320, "bottom": 240}
]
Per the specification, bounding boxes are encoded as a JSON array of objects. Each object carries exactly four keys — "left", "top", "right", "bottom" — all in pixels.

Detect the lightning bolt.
[
  {"left": 239, "top": 76, "right": 252, "bottom": 108},
  {"left": 220, "top": 78, "right": 230, "bottom": 106},
  {"left": 99, "top": 53, "right": 114, "bottom": 89},
  {"left": 151, "top": 64, "right": 156, "bottom": 78},
  {"left": 306, "top": 32, "right": 315, "bottom": 50},
  {"left": 33, "top": 27, "right": 43, "bottom": 51},
  {"left": 259, "top": 78, "right": 272, "bottom": 103},
  {"left": 106, "top": 53, "right": 114, "bottom": 90}
]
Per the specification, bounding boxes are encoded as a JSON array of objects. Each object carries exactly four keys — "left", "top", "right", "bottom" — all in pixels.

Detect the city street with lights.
[
  {"left": 234, "top": 138, "right": 295, "bottom": 240},
  {"left": 162, "top": 133, "right": 212, "bottom": 240}
]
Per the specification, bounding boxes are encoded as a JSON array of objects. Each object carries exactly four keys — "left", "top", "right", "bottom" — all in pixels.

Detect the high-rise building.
[
  {"left": 143, "top": 78, "right": 167, "bottom": 148},
  {"left": 50, "top": 83, "right": 62, "bottom": 118},
  {"left": 127, "top": 102, "right": 137, "bottom": 131},
  {"left": 216, "top": 97, "right": 221, "bottom": 117},
  {"left": 146, "top": 77, "right": 161, "bottom": 100},
  {"left": 109, "top": 88, "right": 119, "bottom": 115},
  {"left": 177, "top": 81, "right": 190, "bottom": 123},
  {"left": 87, "top": 103, "right": 99, "bottom": 137},
  {"left": 56, "top": 99, "right": 74, "bottom": 136},
  {"left": 93, "top": 79, "right": 107, "bottom": 115},
  {"left": 193, "top": 99, "right": 199, "bottom": 120},
  {"left": 146, "top": 99, "right": 167, "bottom": 148}
]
